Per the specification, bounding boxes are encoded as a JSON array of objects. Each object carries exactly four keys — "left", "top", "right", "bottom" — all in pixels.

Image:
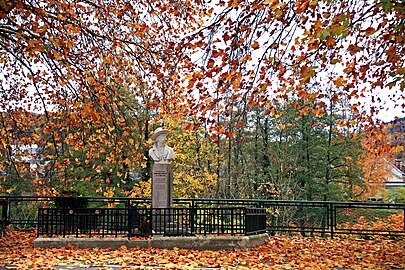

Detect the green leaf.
[
  {"left": 381, "top": 0, "right": 393, "bottom": 11},
  {"left": 341, "top": 30, "right": 349, "bottom": 38},
  {"left": 337, "top": 14, "right": 346, "bottom": 22},
  {"left": 331, "top": 59, "right": 340, "bottom": 64},
  {"left": 319, "top": 31, "right": 330, "bottom": 40}
]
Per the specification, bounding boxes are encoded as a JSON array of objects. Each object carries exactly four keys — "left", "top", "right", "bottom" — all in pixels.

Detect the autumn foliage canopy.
[{"left": 0, "top": 0, "right": 404, "bottom": 197}]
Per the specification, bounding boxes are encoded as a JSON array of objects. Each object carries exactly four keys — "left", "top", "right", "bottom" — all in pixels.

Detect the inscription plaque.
[{"left": 152, "top": 164, "right": 173, "bottom": 209}]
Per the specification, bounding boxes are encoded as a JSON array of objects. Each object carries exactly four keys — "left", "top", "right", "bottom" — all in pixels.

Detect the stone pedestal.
[
  {"left": 152, "top": 164, "right": 173, "bottom": 209},
  {"left": 151, "top": 164, "right": 175, "bottom": 234}
]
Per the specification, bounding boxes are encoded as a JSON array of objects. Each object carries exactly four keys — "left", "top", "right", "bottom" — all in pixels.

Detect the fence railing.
[
  {"left": 1, "top": 196, "right": 404, "bottom": 239},
  {"left": 330, "top": 201, "right": 405, "bottom": 238},
  {"left": 37, "top": 207, "right": 266, "bottom": 237},
  {"left": 38, "top": 208, "right": 138, "bottom": 238}
]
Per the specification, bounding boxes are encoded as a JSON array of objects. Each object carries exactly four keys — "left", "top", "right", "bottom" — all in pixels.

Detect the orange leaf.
[
  {"left": 326, "top": 36, "right": 336, "bottom": 48},
  {"left": 295, "top": 0, "right": 309, "bottom": 14},
  {"left": 251, "top": 41, "right": 259, "bottom": 50},
  {"left": 207, "top": 58, "right": 215, "bottom": 68},
  {"left": 348, "top": 44, "right": 362, "bottom": 55}
]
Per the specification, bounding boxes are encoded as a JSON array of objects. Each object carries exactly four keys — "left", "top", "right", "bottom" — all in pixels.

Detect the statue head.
[{"left": 151, "top": 127, "right": 170, "bottom": 142}]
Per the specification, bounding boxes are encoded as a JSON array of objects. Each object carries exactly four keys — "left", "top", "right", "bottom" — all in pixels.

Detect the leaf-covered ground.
[{"left": 0, "top": 230, "right": 404, "bottom": 269}]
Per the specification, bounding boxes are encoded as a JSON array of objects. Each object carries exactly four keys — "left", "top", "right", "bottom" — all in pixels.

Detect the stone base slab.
[{"left": 34, "top": 233, "right": 269, "bottom": 250}]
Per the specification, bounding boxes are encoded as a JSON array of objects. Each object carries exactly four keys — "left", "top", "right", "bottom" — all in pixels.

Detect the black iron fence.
[
  {"left": 38, "top": 208, "right": 137, "bottom": 238},
  {"left": 245, "top": 208, "right": 267, "bottom": 236},
  {"left": 37, "top": 207, "right": 266, "bottom": 237},
  {"left": 0, "top": 196, "right": 150, "bottom": 230},
  {"left": 1, "top": 196, "right": 405, "bottom": 239}
]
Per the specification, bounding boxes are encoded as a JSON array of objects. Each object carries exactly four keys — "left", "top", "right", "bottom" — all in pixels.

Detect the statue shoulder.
[{"left": 149, "top": 145, "right": 157, "bottom": 155}]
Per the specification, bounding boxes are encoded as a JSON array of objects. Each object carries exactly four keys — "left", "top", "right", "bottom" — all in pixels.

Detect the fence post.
[
  {"left": 329, "top": 203, "right": 334, "bottom": 239},
  {"left": 190, "top": 206, "right": 195, "bottom": 235},
  {"left": 0, "top": 199, "right": 9, "bottom": 236},
  {"left": 128, "top": 206, "right": 131, "bottom": 239}
]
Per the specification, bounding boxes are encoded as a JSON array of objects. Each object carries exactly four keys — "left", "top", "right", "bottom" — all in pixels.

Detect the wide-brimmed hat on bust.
[{"left": 151, "top": 127, "right": 170, "bottom": 141}]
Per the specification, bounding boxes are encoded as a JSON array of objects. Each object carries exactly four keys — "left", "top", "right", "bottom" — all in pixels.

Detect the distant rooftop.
[{"left": 387, "top": 117, "right": 405, "bottom": 134}]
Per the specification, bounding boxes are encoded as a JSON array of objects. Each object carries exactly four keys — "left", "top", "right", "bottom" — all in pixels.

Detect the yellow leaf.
[
  {"left": 54, "top": 52, "right": 63, "bottom": 60},
  {"left": 6, "top": 187, "right": 15, "bottom": 193},
  {"left": 391, "top": 145, "right": 404, "bottom": 153},
  {"left": 184, "top": 73, "right": 193, "bottom": 81}
]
